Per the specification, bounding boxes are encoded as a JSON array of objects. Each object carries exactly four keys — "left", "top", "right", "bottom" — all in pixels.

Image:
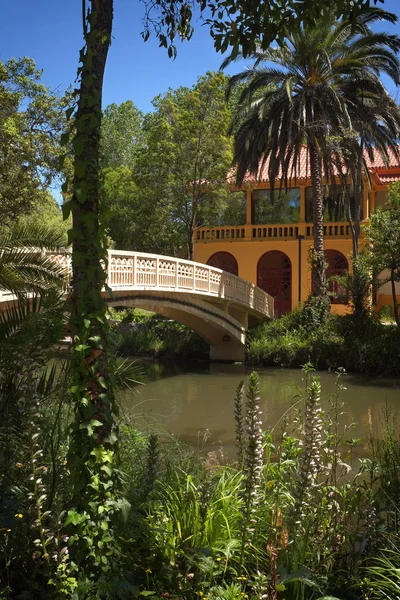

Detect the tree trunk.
[
  {"left": 67, "top": 0, "right": 118, "bottom": 570},
  {"left": 188, "top": 234, "right": 194, "bottom": 260},
  {"left": 309, "top": 142, "right": 327, "bottom": 297},
  {"left": 390, "top": 268, "right": 400, "bottom": 326},
  {"left": 350, "top": 148, "right": 363, "bottom": 259}
]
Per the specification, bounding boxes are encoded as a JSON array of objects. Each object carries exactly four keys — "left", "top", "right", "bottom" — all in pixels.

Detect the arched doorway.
[
  {"left": 326, "top": 250, "right": 348, "bottom": 304},
  {"left": 207, "top": 252, "right": 238, "bottom": 276},
  {"left": 257, "top": 251, "right": 292, "bottom": 316}
]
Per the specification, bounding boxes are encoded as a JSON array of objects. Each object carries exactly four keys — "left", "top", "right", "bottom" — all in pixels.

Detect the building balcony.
[{"left": 195, "top": 221, "right": 363, "bottom": 243}]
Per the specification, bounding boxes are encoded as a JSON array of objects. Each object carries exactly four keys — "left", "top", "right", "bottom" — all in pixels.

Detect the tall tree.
[
  {"left": 224, "top": 7, "right": 400, "bottom": 297},
  {"left": 100, "top": 100, "right": 143, "bottom": 168},
  {"left": 135, "top": 72, "right": 232, "bottom": 259},
  {"left": 0, "top": 57, "right": 68, "bottom": 222},
  {"left": 62, "top": 0, "right": 120, "bottom": 574},
  {"left": 102, "top": 165, "right": 181, "bottom": 253}
]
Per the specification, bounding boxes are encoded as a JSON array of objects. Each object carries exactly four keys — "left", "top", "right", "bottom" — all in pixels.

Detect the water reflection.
[{"left": 118, "top": 361, "right": 400, "bottom": 456}]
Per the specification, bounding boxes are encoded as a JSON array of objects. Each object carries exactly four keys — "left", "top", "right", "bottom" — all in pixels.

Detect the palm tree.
[
  {"left": 224, "top": 8, "right": 400, "bottom": 297},
  {"left": 0, "top": 223, "right": 67, "bottom": 359},
  {"left": 0, "top": 223, "right": 67, "bottom": 297}
]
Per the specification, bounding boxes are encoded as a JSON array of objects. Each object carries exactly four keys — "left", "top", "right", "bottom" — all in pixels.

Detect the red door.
[
  {"left": 325, "top": 250, "right": 348, "bottom": 304},
  {"left": 257, "top": 251, "right": 292, "bottom": 316}
]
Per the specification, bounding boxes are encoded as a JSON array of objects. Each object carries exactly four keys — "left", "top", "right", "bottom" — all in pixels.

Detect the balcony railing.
[{"left": 195, "top": 222, "right": 357, "bottom": 242}]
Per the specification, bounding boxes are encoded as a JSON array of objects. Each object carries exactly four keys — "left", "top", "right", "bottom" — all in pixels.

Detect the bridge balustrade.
[{"left": 39, "top": 250, "right": 273, "bottom": 318}]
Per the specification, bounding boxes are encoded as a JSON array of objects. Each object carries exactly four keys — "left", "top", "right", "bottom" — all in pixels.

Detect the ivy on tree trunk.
[{"left": 64, "top": 0, "right": 119, "bottom": 575}]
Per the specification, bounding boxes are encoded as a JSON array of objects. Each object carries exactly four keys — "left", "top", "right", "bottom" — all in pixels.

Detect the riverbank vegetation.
[
  {"left": 247, "top": 303, "right": 400, "bottom": 376},
  {"left": 111, "top": 301, "right": 400, "bottom": 377},
  {"left": 3, "top": 361, "right": 400, "bottom": 599}
]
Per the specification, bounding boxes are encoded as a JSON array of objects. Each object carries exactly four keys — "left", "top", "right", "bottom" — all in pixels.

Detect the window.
[
  {"left": 214, "top": 191, "right": 247, "bottom": 226},
  {"left": 374, "top": 191, "right": 388, "bottom": 210},
  {"left": 251, "top": 188, "right": 300, "bottom": 224},
  {"left": 306, "top": 185, "right": 363, "bottom": 223}
]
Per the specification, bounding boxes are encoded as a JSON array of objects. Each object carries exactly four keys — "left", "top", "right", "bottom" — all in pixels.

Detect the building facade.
[{"left": 193, "top": 148, "right": 400, "bottom": 316}]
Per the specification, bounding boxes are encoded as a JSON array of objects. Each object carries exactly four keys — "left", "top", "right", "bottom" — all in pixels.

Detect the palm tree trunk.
[
  {"left": 309, "top": 142, "right": 327, "bottom": 297},
  {"left": 390, "top": 268, "right": 400, "bottom": 327}
]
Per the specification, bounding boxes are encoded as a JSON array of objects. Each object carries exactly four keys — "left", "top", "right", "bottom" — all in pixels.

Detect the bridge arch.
[
  {"left": 107, "top": 293, "right": 246, "bottom": 361},
  {"left": 207, "top": 252, "right": 238, "bottom": 276}
]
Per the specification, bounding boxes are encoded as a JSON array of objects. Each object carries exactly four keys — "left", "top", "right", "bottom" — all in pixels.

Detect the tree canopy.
[
  {"left": 101, "top": 73, "right": 236, "bottom": 257},
  {"left": 100, "top": 100, "right": 143, "bottom": 169},
  {"left": 140, "top": 0, "right": 386, "bottom": 59},
  {"left": 134, "top": 72, "right": 233, "bottom": 258},
  {"left": 0, "top": 57, "right": 68, "bottom": 222}
]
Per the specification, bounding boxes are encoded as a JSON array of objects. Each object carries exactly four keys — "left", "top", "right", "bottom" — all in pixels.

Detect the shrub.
[{"left": 247, "top": 303, "right": 400, "bottom": 376}]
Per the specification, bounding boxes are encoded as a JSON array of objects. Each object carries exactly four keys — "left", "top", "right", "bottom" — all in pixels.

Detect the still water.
[{"left": 118, "top": 362, "right": 400, "bottom": 456}]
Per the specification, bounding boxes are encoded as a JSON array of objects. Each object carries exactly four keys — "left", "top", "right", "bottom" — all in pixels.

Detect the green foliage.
[
  {"left": 100, "top": 74, "right": 241, "bottom": 256},
  {"left": 140, "top": 0, "right": 383, "bottom": 60},
  {"left": 331, "top": 251, "right": 373, "bottom": 319},
  {"left": 380, "top": 304, "right": 393, "bottom": 321},
  {"left": 0, "top": 57, "right": 69, "bottom": 222},
  {"left": 0, "top": 223, "right": 67, "bottom": 296},
  {"left": 114, "top": 312, "right": 209, "bottom": 359},
  {"left": 247, "top": 305, "right": 400, "bottom": 377},
  {"left": 364, "top": 549, "right": 400, "bottom": 599},
  {"left": 16, "top": 191, "right": 71, "bottom": 245},
  {"left": 371, "top": 405, "right": 400, "bottom": 535},
  {"left": 367, "top": 182, "right": 400, "bottom": 326},
  {"left": 102, "top": 165, "right": 179, "bottom": 254},
  {"left": 100, "top": 101, "right": 144, "bottom": 169},
  {"left": 298, "top": 295, "right": 331, "bottom": 332},
  {"left": 135, "top": 72, "right": 233, "bottom": 258}
]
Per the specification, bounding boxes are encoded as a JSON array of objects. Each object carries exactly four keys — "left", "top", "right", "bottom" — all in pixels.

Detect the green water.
[{"left": 118, "top": 362, "right": 400, "bottom": 456}]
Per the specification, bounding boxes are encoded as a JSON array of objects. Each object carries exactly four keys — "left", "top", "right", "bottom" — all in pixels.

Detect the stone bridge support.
[{"left": 108, "top": 292, "right": 249, "bottom": 362}]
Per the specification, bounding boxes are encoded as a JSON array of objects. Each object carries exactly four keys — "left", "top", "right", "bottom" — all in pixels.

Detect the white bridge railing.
[{"left": 47, "top": 250, "right": 273, "bottom": 317}]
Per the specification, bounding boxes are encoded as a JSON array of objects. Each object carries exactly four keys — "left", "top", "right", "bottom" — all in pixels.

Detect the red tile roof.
[
  {"left": 232, "top": 146, "right": 400, "bottom": 185},
  {"left": 377, "top": 174, "right": 400, "bottom": 184}
]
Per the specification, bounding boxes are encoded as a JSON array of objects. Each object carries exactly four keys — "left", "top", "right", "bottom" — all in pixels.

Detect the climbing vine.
[{"left": 61, "top": 0, "right": 120, "bottom": 578}]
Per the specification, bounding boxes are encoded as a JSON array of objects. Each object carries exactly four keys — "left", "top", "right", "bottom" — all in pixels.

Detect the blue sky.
[
  {"left": 0, "top": 0, "right": 236, "bottom": 113},
  {"left": 2, "top": 0, "right": 399, "bottom": 114}
]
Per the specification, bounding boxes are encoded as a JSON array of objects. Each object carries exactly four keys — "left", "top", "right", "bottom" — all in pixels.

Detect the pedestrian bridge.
[{"left": 1, "top": 250, "right": 273, "bottom": 361}]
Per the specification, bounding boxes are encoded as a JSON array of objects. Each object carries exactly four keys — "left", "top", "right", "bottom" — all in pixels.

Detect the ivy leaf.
[
  {"left": 75, "top": 159, "right": 86, "bottom": 178},
  {"left": 65, "top": 106, "right": 75, "bottom": 120},
  {"left": 65, "top": 510, "right": 88, "bottom": 527},
  {"left": 73, "top": 138, "right": 85, "bottom": 156},
  {"left": 62, "top": 200, "right": 73, "bottom": 220}
]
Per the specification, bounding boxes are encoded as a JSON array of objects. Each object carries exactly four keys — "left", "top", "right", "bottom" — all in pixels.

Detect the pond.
[{"left": 118, "top": 361, "right": 400, "bottom": 458}]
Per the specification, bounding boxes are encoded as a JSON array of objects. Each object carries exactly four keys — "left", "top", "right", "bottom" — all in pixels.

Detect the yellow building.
[{"left": 193, "top": 147, "right": 400, "bottom": 316}]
